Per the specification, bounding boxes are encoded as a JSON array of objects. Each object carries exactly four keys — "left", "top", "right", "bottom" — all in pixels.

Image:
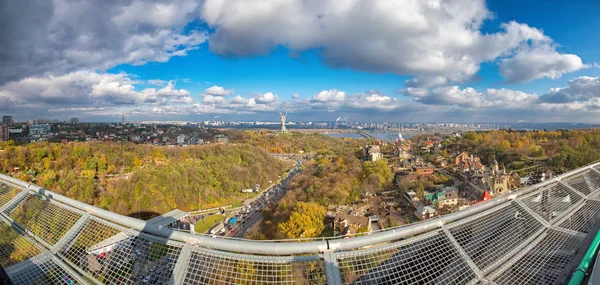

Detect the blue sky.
[
  {"left": 108, "top": 0, "right": 600, "bottom": 101},
  {"left": 1, "top": 0, "right": 600, "bottom": 123}
]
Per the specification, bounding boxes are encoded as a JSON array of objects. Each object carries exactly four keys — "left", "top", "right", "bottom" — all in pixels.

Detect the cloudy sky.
[{"left": 1, "top": 0, "right": 600, "bottom": 123}]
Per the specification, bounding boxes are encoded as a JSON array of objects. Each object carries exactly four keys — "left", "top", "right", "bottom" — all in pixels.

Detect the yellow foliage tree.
[{"left": 277, "top": 202, "right": 325, "bottom": 239}]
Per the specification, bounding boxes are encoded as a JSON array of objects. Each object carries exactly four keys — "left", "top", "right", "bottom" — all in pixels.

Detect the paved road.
[{"left": 224, "top": 165, "right": 302, "bottom": 238}]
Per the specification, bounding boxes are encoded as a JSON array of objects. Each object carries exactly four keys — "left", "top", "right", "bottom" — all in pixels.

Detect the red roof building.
[{"left": 472, "top": 190, "right": 493, "bottom": 205}]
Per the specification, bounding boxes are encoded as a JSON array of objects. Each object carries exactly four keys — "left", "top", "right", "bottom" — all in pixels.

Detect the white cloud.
[
  {"left": 499, "top": 46, "right": 588, "bottom": 83},
  {"left": 485, "top": 88, "right": 538, "bottom": 107},
  {"left": 147, "top": 79, "right": 168, "bottom": 86},
  {"left": 254, "top": 92, "right": 279, "bottom": 104},
  {"left": 404, "top": 85, "right": 538, "bottom": 109},
  {"left": 201, "top": 0, "right": 583, "bottom": 83},
  {"left": 344, "top": 92, "right": 404, "bottom": 111},
  {"left": 3, "top": 72, "right": 600, "bottom": 122},
  {"left": 112, "top": 0, "right": 201, "bottom": 29},
  {"left": 141, "top": 81, "right": 192, "bottom": 103},
  {"left": 0, "top": 0, "right": 206, "bottom": 85},
  {"left": 538, "top": 76, "right": 600, "bottom": 103},
  {"left": 230, "top": 95, "right": 249, "bottom": 104},
  {"left": 203, "top": 85, "right": 234, "bottom": 96},
  {"left": 312, "top": 89, "right": 346, "bottom": 102},
  {"left": 0, "top": 71, "right": 195, "bottom": 114},
  {"left": 405, "top": 86, "right": 484, "bottom": 108},
  {"left": 292, "top": 93, "right": 300, "bottom": 99},
  {"left": 202, "top": 94, "right": 228, "bottom": 105},
  {"left": 405, "top": 76, "right": 448, "bottom": 88}
]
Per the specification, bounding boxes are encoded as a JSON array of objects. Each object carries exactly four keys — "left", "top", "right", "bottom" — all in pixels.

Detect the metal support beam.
[
  {"left": 587, "top": 168, "right": 600, "bottom": 194},
  {"left": 1, "top": 210, "right": 54, "bottom": 250},
  {"left": 514, "top": 199, "right": 551, "bottom": 227},
  {"left": 0, "top": 189, "right": 28, "bottom": 213},
  {"left": 51, "top": 213, "right": 90, "bottom": 253},
  {"left": 56, "top": 249, "right": 104, "bottom": 285},
  {"left": 441, "top": 225, "right": 486, "bottom": 281},
  {"left": 551, "top": 226, "right": 588, "bottom": 239},
  {"left": 560, "top": 181, "right": 588, "bottom": 199},
  {"left": 483, "top": 227, "right": 547, "bottom": 275},
  {"left": 486, "top": 230, "right": 549, "bottom": 281},
  {"left": 553, "top": 201, "right": 588, "bottom": 228},
  {"left": 5, "top": 254, "right": 45, "bottom": 275},
  {"left": 49, "top": 254, "right": 89, "bottom": 284},
  {"left": 8, "top": 251, "right": 86, "bottom": 285},
  {"left": 169, "top": 243, "right": 193, "bottom": 285},
  {"left": 552, "top": 196, "right": 587, "bottom": 225},
  {"left": 323, "top": 250, "right": 342, "bottom": 285}
]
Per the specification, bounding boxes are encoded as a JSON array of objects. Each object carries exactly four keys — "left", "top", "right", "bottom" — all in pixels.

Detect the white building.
[
  {"left": 29, "top": 124, "right": 51, "bottom": 135},
  {"left": 177, "top": 134, "right": 186, "bottom": 144}
]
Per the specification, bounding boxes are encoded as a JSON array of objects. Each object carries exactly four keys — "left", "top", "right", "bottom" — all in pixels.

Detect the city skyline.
[{"left": 1, "top": 0, "right": 600, "bottom": 123}]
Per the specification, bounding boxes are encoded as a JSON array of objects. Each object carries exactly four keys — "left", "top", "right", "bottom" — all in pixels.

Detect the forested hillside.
[
  {"left": 228, "top": 130, "right": 350, "bottom": 154},
  {"left": 256, "top": 148, "right": 393, "bottom": 239},
  {"left": 447, "top": 129, "right": 600, "bottom": 171},
  {"left": 0, "top": 141, "right": 291, "bottom": 217}
]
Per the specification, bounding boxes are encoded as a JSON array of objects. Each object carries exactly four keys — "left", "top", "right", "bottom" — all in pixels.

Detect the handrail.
[
  {"left": 1, "top": 161, "right": 599, "bottom": 255},
  {"left": 568, "top": 229, "right": 600, "bottom": 285}
]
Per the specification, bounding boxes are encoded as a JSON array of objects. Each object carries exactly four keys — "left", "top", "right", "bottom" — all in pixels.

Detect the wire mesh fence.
[
  {"left": 1, "top": 164, "right": 600, "bottom": 284},
  {"left": 58, "top": 217, "right": 182, "bottom": 285},
  {"left": 5, "top": 194, "right": 82, "bottom": 246},
  {"left": 448, "top": 201, "right": 544, "bottom": 272},
  {"left": 8, "top": 255, "right": 85, "bottom": 285},
  {"left": 566, "top": 174, "right": 594, "bottom": 195},
  {"left": 183, "top": 248, "right": 326, "bottom": 285},
  {"left": 519, "top": 183, "right": 583, "bottom": 223},
  {"left": 0, "top": 181, "right": 21, "bottom": 208},
  {"left": 491, "top": 229, "right": 584, "bottom": 285},
  {"left": 0, "top": 222, "right": 42, "bottom": 268},
  {"left": 336, "top": 231, "right": 478, "bottom": 285},
  {"left": 558, "top": 199, "right": 600, "bottom": 233},
  {"left": 585, "top": 170, "right": 600, "bottom": 192}
]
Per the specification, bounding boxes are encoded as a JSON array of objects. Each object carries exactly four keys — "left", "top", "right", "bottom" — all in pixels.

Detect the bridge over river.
[{"left": 2, "top": 162, "right": 600, "bottom": 284}]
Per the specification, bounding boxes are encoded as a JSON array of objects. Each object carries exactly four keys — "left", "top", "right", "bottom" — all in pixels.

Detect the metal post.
[
  {"left": 169, "top": 243, "right": 193, "bottom": 285},
  {"left": 323, "top": 250, "right": 342, "bottom": 285}
]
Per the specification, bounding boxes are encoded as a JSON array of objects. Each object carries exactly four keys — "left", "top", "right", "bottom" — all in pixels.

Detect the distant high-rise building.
[
  {"left": 70, "top": 117, "right": 80, "bottom": 124},
  {"left": 0, "top": 125, "right": 8, "bottom": 141},
  {"left": 121, "top": 114, "right": 126, "bottom": 124},
  {"left": 2, "top": 116, "right": 13, "bottom": 125}
]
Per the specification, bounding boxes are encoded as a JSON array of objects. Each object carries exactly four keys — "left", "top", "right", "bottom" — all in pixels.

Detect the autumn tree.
[{"left": 277, "top": 202, "right": 325, "bottom": 239}]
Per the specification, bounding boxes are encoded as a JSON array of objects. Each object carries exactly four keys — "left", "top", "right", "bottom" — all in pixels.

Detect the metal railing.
[{"left": 1, "top": 162, "right": 600, "bottom": 284}]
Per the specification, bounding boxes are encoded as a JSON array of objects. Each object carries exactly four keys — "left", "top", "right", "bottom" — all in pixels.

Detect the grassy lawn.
[{"left": 193, "top": 214, "right": 225, "bottom": 234}]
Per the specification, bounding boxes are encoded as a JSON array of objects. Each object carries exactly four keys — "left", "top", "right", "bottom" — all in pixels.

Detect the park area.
[{"left": 192, "top": 214, "right": 225, "bottom": 234}]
